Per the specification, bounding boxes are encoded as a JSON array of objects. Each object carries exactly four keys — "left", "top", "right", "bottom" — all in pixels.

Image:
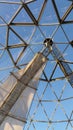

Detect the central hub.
[{"left": 44, "top": 38, "right": 53, "bottom": 47}]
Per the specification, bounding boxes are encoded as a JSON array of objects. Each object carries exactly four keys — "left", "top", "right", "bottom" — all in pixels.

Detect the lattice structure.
[
  {"left": 43, "top": 38, "right": 73, "bottom": 87},
  {"left": 0, "top": 0, "right": 73, "bottom": 130}
]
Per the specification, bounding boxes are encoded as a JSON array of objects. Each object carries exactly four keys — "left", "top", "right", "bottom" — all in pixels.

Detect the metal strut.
[{"left": 43, "top": 38, "right": 73, "bottom": 88}]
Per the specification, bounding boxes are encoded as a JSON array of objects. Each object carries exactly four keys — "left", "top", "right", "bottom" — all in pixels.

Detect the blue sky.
[{"left": 0, "top": 0, "right": 73, "bottom": 130}]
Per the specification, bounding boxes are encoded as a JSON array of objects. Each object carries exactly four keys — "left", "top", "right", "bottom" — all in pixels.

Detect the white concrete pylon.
[{"left": 0, "top": 53, "right": 47, "bottom": 130}]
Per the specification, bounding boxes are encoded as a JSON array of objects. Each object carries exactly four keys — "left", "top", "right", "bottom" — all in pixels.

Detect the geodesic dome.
[{"left": 0, "top": 0, "right": 73, "bottom": 130}]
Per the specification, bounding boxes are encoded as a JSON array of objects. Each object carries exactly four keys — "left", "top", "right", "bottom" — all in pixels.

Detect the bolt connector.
[{"left": 44, "top": 38, "right": 53, "bottom": 47}]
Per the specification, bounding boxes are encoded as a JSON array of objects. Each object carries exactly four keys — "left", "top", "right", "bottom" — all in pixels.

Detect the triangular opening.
[
  {"left": 0, "top": 3, "right": 19, "bottom": 22},
  {"left": 30, "top": 28, "right": 45, "bottom": 44},
  {"left": 53, "top": 105, "right": 67, "bottom": 121},
  {"left": 8, "top": 29, "right": 26, "bottom": 45},
  {"left": 43, "top": 61, "right": 56, "bottom": 80},
  {"left": 40, "top": 0, "right": 58, "bottom": 24},
  {"left": 55, "top": 1, "right": 71, "bottom": 18},
  {"left": 40, "top": 25, "right": 57, "bottom": 38},
  {"left": 10, "top": 26, "right": 34, "bottom": 42},
  {"left": 9, "top": 47, "right": 24, "bottom": 62},
  {"left": 28, "top": 0, "right": 44, "bottom": 19},
  {"left": 42, "top": 102, "right": 56, "bottom": 118},
  {"left": 51, "top": 64, "right": 64, "bottom": 80},
  {"left": 48, "top": 53, "right": 55, "bottom": 61},
  {"left": 33, "top": 103, "right": 48, "bottom": 121},
  {"left": 42, "top": 83, "right": 57, "bottom": 100},
  {"left": 53, "top": 26, "right": 68, "bottom": 44},
  {"left": 29, "top": 28, "right": 44, "bottom": 53},
  {"left": 12, "top": 8, "right": 33, "bottom": 23}
]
